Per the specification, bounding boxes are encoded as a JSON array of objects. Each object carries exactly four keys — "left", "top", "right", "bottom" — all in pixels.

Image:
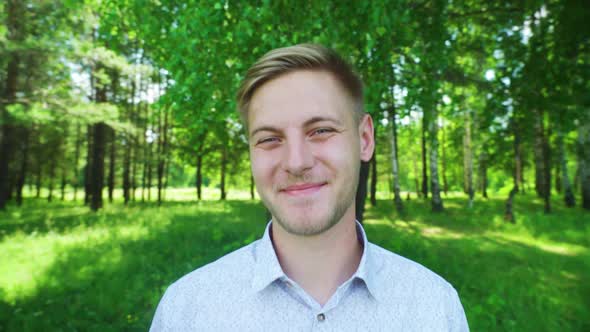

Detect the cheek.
[
  {"left": 317, "top": 139, "right": 359, "bottom": 170},
  {"left": 250, "top": 150, "right": 279, "bottom": 181}
]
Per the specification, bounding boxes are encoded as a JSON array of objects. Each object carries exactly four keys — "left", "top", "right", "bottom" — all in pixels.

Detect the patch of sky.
[
  {"left": 485, "top": 69, "right": 496, "bottom": 81},
  {"left": 493, "top": 49, "right": 504, "bottom": 60},
  {"left": 400, "top": 109, "right": 420, "bottom": 126},
  {"left": 393, "top": 85, "right": 408, "bottom": 104},
  {"left": 442, "top": 95, "right": 451, "bottom": 105},
  {"left": 145, "top": 128, "right": 158, "bottom": 144}
]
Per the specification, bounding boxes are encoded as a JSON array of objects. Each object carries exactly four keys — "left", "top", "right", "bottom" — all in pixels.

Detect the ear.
[{"left": 358, "top": 114, "right": 375, "bottom": 162}]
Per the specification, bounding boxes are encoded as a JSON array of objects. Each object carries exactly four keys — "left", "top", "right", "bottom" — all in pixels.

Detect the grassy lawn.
[{"left": 1, "top": 191, "right": 589, "bottom": 331}]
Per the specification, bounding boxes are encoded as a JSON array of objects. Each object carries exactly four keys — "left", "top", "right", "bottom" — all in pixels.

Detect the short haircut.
[{"left": 236, "top": 43, "right": 364, "bottom": 130}]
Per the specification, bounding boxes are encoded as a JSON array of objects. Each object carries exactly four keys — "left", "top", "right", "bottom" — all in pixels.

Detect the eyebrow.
[
  {"left": 249, "top": 116, "right": 344, "bottom": 138},
  {"left": 303, "top": 116, "right": 344, "bottom": 128},
  {"left": 250, "top": 125, "right": 280, "bottom": 138}
]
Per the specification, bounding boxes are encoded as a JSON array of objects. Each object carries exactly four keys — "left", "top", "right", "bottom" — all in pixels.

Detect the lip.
[{"left": 281, "top": 182, "right": 326, "bottom": 196}]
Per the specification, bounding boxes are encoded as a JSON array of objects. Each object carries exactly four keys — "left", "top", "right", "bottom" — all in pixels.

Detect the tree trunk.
[
  {"left": 421, "top": 114, "right": 429, "bottom": 198},
  {"left": 504, "top": 187, "right": 517, "bottom": 223},
  {"left": 108, "top": 128, "right": 116, "bottom": 202},
  {"left": 90, "top": 122, "right": 107, "bottom": 211},
  {"left": 35, "top": 162, "right": 42, "bottom": 198},
  {"left": 130, "top": 76, "right": 138, "bottom": 202},
  {"left": 573, "top": 164, "right": 580, "bottom": 193},
  {"left": 131, "top": 138, "right": 137, "bottom": 201},
  {"left": 146, "top": 104, "right": 152, "bottom": 202},
  {"left": 123, "top": 128, "right": 131, "bottom": 204},
  {"left": 85, "top": 125, "right": 93, "bottom": 205},
  {"left": 108, "top": 70, "right": 119, "bottom": 203},
  {"left": 515, "top": 129, "right": 523, "bottom": 194},
  {"left": 47, "top": 153, "right": 56, "bottom": 202},
  {"left": 147, "top": 142, "right": 153, "bottom": 202},
  {"left": 578, "top": 116, "right": 590, "bottom": 210},
  {"left": 429, "top": 109, "right": 443, "bottom": 212},
  {"left": 220, "top": 145, "right": 227, "bottom": 200},
  {"left": 534, "top": 109, "right": 547, "bottom": 198},
  {"left": 123, "top": 77, "right": 136, "bottom": 205},
  {"left": 157, "top": 107, "right": 169, "bottom": 205},
  {"left": 370, "top": 153, "right": 377, "bottom": 207},
  {"left": 60, "top": 165, "right": 67, "bottom": 201},
  {"left": 463, "top": 110, "right": 474, "bottom": 207},
  {"left": 479, "top": 151, "right": 488, "bottom": 199},
  {"left": 412, "top": 146, "right": 420, "bottom": 197},
  {"left": 141, "top": 119, "right": 148, "bottom": 202},
  {"left": 541, "top": 111, "right": 551, "bottom": 213},
  {"left": 89, "top": 68, "right": 107, "bottom": 211},
  {"left": 390, "top": 107, "right": 403, "bottom": 213},
  {"left": 73, "top": 123, "right": 81, "bottom": 201},
  {"left": 196, "top": 152, "right": 203, "bottom": 200},
  {"left": 505, "top": 121, "right": 521, "bottom": 223},
  {"left": 0, "top": 0, "right": 22, "bottom": 210},
  {"left": 141, "top": 76, "right": 151, "bottom": 202},
  {"left": 15, "top": 127, "right": 29, "bottom": 206},
  {"left": 441, "top": 121, "right": 449, "bottom": 196},
  {"left": 355, "top": 161, "right": 370, "bottom": 223},
  {"left": 6, "top": 177, "right": 15, "bottom": 203},
  {"left": 555, "top": 156, "right": 562, "bottom": 193},
  {"left": 163, "top": 151, "right": 170, "bottom": 202},
  {"left": 557, "top": 130, "right": 575, "bottom": 207}
]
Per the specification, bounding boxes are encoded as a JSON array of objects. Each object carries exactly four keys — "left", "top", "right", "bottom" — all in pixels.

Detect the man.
[{"left": 150, "top": 44, "right": 469, "bottom": 331}]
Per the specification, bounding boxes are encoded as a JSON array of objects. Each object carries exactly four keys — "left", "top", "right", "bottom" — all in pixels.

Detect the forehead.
[{"left": 248, "top": 70, "right": 355, "bottom": 132}]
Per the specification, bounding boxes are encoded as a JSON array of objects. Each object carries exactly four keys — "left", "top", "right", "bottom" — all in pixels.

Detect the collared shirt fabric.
[{"left": 150, "top": 221, "right": 469, "bottom": 331}]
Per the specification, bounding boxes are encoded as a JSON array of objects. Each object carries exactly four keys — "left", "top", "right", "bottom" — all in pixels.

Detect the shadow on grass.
[
  {"left": 0, "top": 200, "right": 268, "bottom": 332},
  {"left": 364, "top": 198, "right": 590, "bottom": 332},
  {"left": 0, "top": 199, "right": 265, "bottom": 241},
  {"left": 1, "top": 198, "right": 589, "bottom": 332},
  {"left": 365, "top": 222, "right": 589, "bottom": 331},
  {"left": 367, "top": 195, "right": 590, "bottom": 247}
]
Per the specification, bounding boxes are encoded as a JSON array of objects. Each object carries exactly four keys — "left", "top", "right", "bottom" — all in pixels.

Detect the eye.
[
  {"left": 256, "top": 136, "right": 281, "bottom": 146},
  {"left": 311, "top": 127, "right": 336, "bottom": 136}
]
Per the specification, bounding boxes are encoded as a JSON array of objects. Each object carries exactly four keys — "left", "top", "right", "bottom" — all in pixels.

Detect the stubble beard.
[{"left": 264, "top": 172, "right": 358, "bottom": 237}]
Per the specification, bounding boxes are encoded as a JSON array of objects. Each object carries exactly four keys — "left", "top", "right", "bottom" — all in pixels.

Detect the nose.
[{"left": 282, "top": 136, "right": 314, "bottom": 175}]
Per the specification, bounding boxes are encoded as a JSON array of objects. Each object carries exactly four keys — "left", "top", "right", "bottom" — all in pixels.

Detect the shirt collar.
[
  {"left": 251, "top": 220, "right": 382, "bottom": 301},
  {"left": 353, "top": 220, "right": 382, "bottom": 302},
  {"left": 251, "top": 221, "right": 285, "bottom": 293}
]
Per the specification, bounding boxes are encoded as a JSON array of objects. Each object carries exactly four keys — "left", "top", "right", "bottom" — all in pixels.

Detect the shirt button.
[{"left": 317, "top": 313, "right": 325, "bottom": 322}]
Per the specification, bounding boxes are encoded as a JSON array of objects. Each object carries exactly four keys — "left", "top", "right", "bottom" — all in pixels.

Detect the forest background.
[{"left": 1, "top": 0, "right": 589, "bottom": 331}]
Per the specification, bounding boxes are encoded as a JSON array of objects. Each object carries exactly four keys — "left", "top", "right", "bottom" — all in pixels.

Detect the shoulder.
[
  {"left": 367, "top": 243, "right": 468, "bottom": 330},
  {"left": 368, "top": 242, "right": 456, "bottom": 298},
  {"left": 158, "top": 241, "right": 258, "bottom": 311},
  {"left": 169, "top": 241, "right": 256, "bottom": 296},
  {"left": 149, "top": 242, "right": 258, "bottom": 331}
]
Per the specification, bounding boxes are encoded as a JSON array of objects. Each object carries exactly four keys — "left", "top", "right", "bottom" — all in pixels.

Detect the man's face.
[{"left": 248, "top": 70, "right": 374, "bottom": 236}]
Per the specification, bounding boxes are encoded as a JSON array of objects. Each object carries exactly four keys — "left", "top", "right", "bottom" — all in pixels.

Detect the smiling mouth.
[{"left": 280, "top": 182, "right": 327, "bottom": 196}]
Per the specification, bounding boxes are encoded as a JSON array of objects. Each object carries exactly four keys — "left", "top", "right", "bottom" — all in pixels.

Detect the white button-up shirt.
[{"left": 150, "top": 221, "right": 469, "bottom": 331}]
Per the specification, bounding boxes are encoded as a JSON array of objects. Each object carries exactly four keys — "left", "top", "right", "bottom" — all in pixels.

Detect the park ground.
[{"left": 0, "top": 189, "right": 589, "bottom": 331}]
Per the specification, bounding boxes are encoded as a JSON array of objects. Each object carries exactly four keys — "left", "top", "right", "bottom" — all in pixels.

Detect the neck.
[{"left": 271, "top": 208, "right": 363, "bottom": 306}]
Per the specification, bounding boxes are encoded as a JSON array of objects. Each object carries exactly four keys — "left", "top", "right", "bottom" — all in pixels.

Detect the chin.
[{"left": 274, "top": 210, "right": 340, "bottom": 237}]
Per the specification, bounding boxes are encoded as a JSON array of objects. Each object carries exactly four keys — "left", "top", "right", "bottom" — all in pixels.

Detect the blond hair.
[{"left": 236, "top": 43, "right": 364, "bottom": 129}]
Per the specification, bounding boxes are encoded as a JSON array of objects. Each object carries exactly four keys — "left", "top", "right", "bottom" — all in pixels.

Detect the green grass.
[{"left": 1, "top": 190, "right": 589, "bottom": 331}]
